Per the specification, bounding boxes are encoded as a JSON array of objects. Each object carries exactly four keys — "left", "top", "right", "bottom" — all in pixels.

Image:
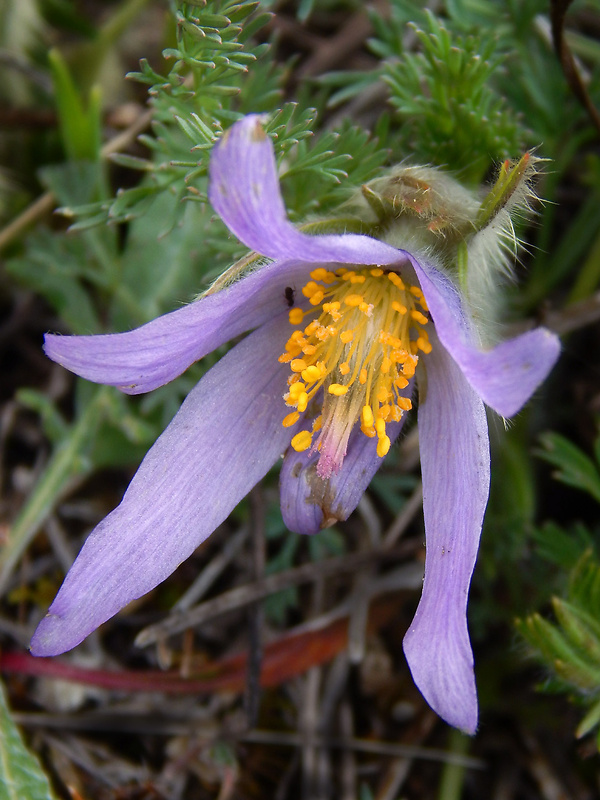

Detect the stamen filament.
[{"left": 279, "top": 267, "right": 431, "bottom": 476}]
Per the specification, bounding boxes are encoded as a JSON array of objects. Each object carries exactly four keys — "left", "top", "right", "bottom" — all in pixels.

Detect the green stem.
[
  {"left": 437, "top": 729, "right": 470, "bottom": 800},
  {"left": 568, "top": 227, "right": 600, "bottom": 304},
  {"left": 0, "top": 386, "right": 112, "bottom": 597}
]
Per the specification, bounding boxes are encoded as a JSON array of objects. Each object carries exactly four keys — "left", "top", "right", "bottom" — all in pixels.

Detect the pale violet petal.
[
  {"left": 403, "top": 331, "right": 489, "bottom": 734},
  {"left": 31, "top": 313, "right": 298, "bottom": 656},
  {"left": 409, "top": 255, "right": 560, "bottom": 418},
  {"left": 280, "top": 416, "right": 407, "bottom": 535},
  {"left": 44, "top": 259, "right": 314, "bottom": 394},
  {"left": 208, "top": 115, "right": 411, "bottom": 269}
]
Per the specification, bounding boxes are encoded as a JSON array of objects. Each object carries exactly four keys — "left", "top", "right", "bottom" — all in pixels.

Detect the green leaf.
[
  {"left": 0, "top": 681, "right": 58, "bottom": 800},
  {"left": 6, "top": 230, "right": 103, "bottom": 334},
  {"left": 48, "top": 48, "right": 102, "bottom": 162},
  {"left": 537, "top": 432, "right": 600, "bottom": 504}
]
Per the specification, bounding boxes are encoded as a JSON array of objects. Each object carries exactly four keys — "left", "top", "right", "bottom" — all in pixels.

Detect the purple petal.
[
  {"left": 280, "top": 415, "right": 407, "bottom": 535},
  {"left": 403, "top": 331, "right": 489, "bottom": 734},
  {"left": 208, "top": 115, "right": 411, "bottom": 269},
  {"left": 409, "top": 256, "right": 560, "bottom": 418},
  {"left": 31, "top": 314, "right": 298, "bottom": 656},
  {"left": 44, "top": 259, "right": 315, "bottom": 394}
]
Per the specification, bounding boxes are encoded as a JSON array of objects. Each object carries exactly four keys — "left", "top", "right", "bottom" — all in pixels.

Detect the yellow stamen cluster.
[{"left": 279, "top": 267, "right": 432, "bottom": 469}]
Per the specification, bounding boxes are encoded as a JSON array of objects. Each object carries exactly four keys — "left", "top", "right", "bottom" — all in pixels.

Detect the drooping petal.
[
  {"left": 44, "top": 259, "right": 315, "bottom": 394},
  {"left": 31, "top": 314, "right": 297, "bottom": 656},
  {"left": 280, "top": 417, "right": 406, "bottom": 535},
  {"left": 403, "top": 331, "right": 489, "bottom": 734},
  {"left": 208, "top": 115, "right": 411, "bottom": 270},
  {"left": 409, "top": 255, "right": 560, "bottom": 418}
]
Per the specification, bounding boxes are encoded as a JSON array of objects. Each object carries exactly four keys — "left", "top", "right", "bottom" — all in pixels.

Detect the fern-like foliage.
[
  {"left": 66, "top": 0, "right": 389, "bottom": 234},
  {"left": 382, "top": 10, "right": 522, "bottom": 182},
  {"left": 517, "top": 550, "right": 600, "bottom": 746}
]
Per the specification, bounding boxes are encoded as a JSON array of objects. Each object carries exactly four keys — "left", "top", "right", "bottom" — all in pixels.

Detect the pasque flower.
[{"left": 30, "top": 115, "right": 560, "bottom": 733}]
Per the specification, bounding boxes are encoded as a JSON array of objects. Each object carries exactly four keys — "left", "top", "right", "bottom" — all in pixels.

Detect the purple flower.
[{"left": 30, "top": 115, "right": 560, "bottom": 733}]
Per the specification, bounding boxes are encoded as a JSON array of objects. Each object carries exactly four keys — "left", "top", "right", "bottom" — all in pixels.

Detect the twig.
[
  {"left": 242, "top": 730, "right": 486, "bottom": 769},
  {"left": 382, "top": 481, "right": 424, "bottom": 549},
  {"left": 11, "top": 715, "right": 485, "bottom": 769},
  {"left": 298, "top": 3, "right": 385, "bottom": 78},
  {"left": 542, "top": 291, "right": 600, "bottom": 335},
  {"left": 339, "top": 702, "right": 356, "bottom": 800},
  {"left": 550, "top": 0, "right": 600, "bottom": 136},
  {"left": 173, "top": 526, "right": 248, "bottom": 611},
  {"left": 245, "top": 487, "right": 266, "bottom": 728},
  {"left": 134, "top": 543, "right": 420, "bottom": 647},
  {"left": 0, "top": 107, "right": 153, "bottom": 253}
]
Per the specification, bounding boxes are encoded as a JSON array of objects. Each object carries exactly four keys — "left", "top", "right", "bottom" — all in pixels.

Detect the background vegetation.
[{"left": 1, "top": 0, "right": 600, "bottom": 797}]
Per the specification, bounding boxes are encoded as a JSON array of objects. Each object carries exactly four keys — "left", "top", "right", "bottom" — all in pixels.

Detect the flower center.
[{"left": 278, "top": 267, "right": 432, "bottom": 478}]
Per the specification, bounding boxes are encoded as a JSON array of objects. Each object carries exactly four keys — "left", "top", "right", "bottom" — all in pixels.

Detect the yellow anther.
[
  {"left": 302, "top": 281, "right": 320, "bottom": 298},
  {"left": 402, "top": 358, "right": 417, "bottom": 379},
  {"left": 302, "top": 365, "right": 322, "bottom": 383},
  {"left": 281, "top": 267, "right": 431, "bottom": 465},
  {"left": 328, "top": 383, "right": 349, "bottom": 396},
  {"left": 288, "top": 381, "right": 306, "bottom": 397},
  {"left": 392, "top": 349, "right": 410, "bottom": 363},
  {"left": 344, "top": 294, "right": 364, "bottom": 307},
  {"left": 377, "top": 435, "right": 391, "bottom": 457},
  {"left": 285, "top": 336, "right": 302, "bottom": 353},
  {"left": 291, "top": 430, "right": 313, "bottom": 452},
  {"left": 388, "top": 272, "right": 405, "bottom": 290},
  {"left": 377, "top": 387, "right": 390, "bottom": 403},
  {"left": 411, "top": 310, "right": 429, "bottom": 325},
  {"left": 310, "top": 268, "right": 328, "bottom": 281}
]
